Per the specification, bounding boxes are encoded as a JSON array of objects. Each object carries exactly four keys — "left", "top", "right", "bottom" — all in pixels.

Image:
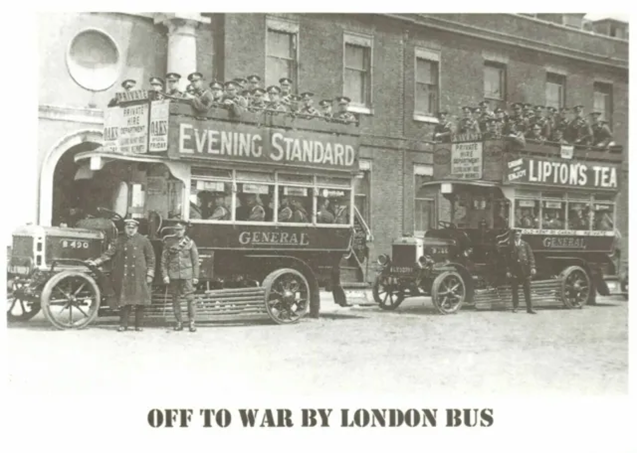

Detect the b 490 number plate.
[{"left": 61, "top": 240, "right": 89, "bottom": 249}]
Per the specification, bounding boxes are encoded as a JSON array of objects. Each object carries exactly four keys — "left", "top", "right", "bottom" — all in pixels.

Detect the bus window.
[
  {"left": 568, "top": 202, "right": 590, "bottom": 230},
  {"left": 593, "top": 204, "right": 614, "bottom": 231},
  {"left": 317, "top": 188, "right": 351, "bottom": 225},
  {"left": 190, "top": 180, "right": 232, "bottom": 221},
  {"left": 542, "top": 200, "right": 566, "bottom": 229},
  {"left": 278, "top": 186, "right": 313, "bottom": 224},
  {"left": 236, "top": 183, "right": 273, "bottom": 222},
  {"left": 514, "top": 199, "right": 539, "bottom": 228}
]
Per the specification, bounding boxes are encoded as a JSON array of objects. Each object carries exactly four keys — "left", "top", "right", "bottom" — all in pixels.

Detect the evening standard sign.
[
  {"left": 450, "top": 142, "right": 483, "bottom": 179},
  {"left": 103, "top": 104, "right": 149, "bottom": 154},
  {"left": 506, "top": 157, "right": 618, "bottom": 190},
  {"left": 170, "top": 120, "right": 359, "bottom": 171}
]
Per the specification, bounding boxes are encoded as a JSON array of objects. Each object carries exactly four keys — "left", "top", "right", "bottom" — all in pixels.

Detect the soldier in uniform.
[
  {"left": 290, "top": 197, "right": 310, "bottom": 223},
  {"left": 298, "top": 92, "right": 320, "bottom": 116},
  {"left": 210, "top": 191, "right": 231, "bottom": 220},
  {"left": 478, "top": 100, "right": 494, "bottom": 118},
  {"left": 550, "top": 127, "right": 569, "bottom": 144},
  {"left": 525, "top": 123, "right": 546, "bottom": 143},
  {"left": 188, "top": 72, "right": 215, "bottom": 113},
  {"left": 165, "top": 73, "right": 184, "bottom": 98},
  {"left": 457, "top": 106, "right": 480, "bottom": 134},
  {"left": 248, "top": 87, "right": 268, "bottom": 112},
  {"left": 287, "top": 94, "right": 301, "bottom": 114},
  {"left": 483, "top": 117, "right": 502, "bottom": 140},
  {"left": 87, "top": 219, "right": 156, "bottom": 331},
  {"left": 208, "top": 81, "right": 224, "bottom": 106},
  {"left": 185, "top": 83, "right": 196, "bottom": 99},
  {"left": 149, "top": 77, "right": 165, "bottom": 101},
  {"left": 318, "top": 99, "right": 333, "bottom": 119},
  {"left": 265, "top": 85, "right": 288, "bottom": 112},
  {"left": 161, "top": 221, "right": 200, "bottom": 332},
  {"left": 589, "top": 112, "right": 615, "bottom": 149},
  {"left": 433, "top": 110, "right": 454, "bottom": 143},
  {"left": 221, "top": 80, "right": 248, "bottom": 110},
  {"left": 523, "top": 103, "right": 534, "bottom": 121},
  {"left": 245, "top": 75, "right": 262, "bottom": 103},
  {"left": 245, "top": 194, "right": 266, "bottom": 221},
  {"left": 278, "top": 197, "right": 293, "bottom": 222},
  {"left": 532, "top": 105, "right": 551, "bottom": 139},
  {"left": 317, "top": 198, "right": 335, "bottom": 224},
  {"left": 333, "top": 96, "right": 357, "bottom": 123},
  {"left": 566, "top": 105, "right": 592, "bottom": 145},
  {"left": 108, "top": 79, "right": 137, "bottom": 107},
  {"left": 506, "top": 229, "right": 537, "bottom": 314},
  {"left": 505, "top": 102, "right": 528, "bottom": 136},
  {"left": 333, "top": 197, "right": 350, "bottom": 225},
  {"left": 279, "top": 77, "right": 294, "bottom": 105}
]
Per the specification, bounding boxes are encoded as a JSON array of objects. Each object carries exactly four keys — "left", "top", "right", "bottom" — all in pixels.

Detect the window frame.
[
  {"left": 265, "top": 17, "right": 300, "bottom": 89},
  {"left": 593, "top": 81, "right": 613, "bottom": 126},
  {"left": 413, "top": 164, "right": 435, "bottom": 236},
  {"left": 545, "top": 72, "right": 566, "bottom": 110},
  {"left": 483, "top": 61, "right": 507, "bottom": 102},
  {"left": 343, "top": 32, "right": 374, "bottom": 114},
  {"left": 413, "top": 47, "right": 441, "bottom": 123},
  {"left": 188, "top": 168, "right": 354, "bottom": 228}
]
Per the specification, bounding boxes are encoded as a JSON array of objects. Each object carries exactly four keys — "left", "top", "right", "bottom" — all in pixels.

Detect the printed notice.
[
  {"left": 149, "top": 100, "right": 170, "bottom": 152},
  {"left": 102, "top": 103, "right": 149, "bottom": 154},
  {"left": 451, "top": 142, "right": 483, "bottom": 179}
]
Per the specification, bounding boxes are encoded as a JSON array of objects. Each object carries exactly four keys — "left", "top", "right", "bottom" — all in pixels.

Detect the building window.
[
  {"left": 344, "top": 33, "right": 373, "bottom": 110},
  {"left": 414, "top": 48, "right": 440, "bottom": 119},
  {"left": 484, "top": 62, "right": 506, "bottom": 101},
  {"left": 67, "top": 29, "right": 120, "bottom": 92},
  {"left": 414, "top": 164, "right": 435, "bottom": 235},
  {"left": 594, "top": 82, "right": 613, "bottom": 125},
  {"left": 266, "top": 18, "right": 298, "bottom": 88},
  {"left": 545, "top": 73, "right": 566, "bottom": 110}
]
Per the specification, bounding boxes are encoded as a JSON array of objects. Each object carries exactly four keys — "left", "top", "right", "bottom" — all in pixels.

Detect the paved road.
[{"left": 6, "top": 293, "right": 628, "bottom": 397}]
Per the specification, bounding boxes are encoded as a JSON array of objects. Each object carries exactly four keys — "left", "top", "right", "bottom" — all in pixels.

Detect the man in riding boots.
[
  {"left": 506, "top": 229, "right": 537, "bottom": 314},
  {"left": 162, "top": 221, "right": 200, "bottom": 332},
  {"left": 87, "top": 218, "right": 156, "bottom": 331}
]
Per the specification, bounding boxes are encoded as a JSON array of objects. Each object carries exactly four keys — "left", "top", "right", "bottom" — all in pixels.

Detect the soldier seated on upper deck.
[
  {"left": 221, "top": 80, "right": 248, "bottom": 111},
  {"left": 265, "top": 85, "right": 288, "bottom": 112},
  {"left": 333, "top": 96, "right": 357, "bottom": 123},
  {"left": 208, "top": 81, "right": 224, "bottom": 106},
  {"left": 298, "top": 92, "right": 320, "bottom": 117},
  {"left": 188, "top": 72, "right": 215, "bottom": 113},
  {"left": 589, "top": 112, "right": 615, "bottom": 149},
  {"left": 165, "top": 73, "right": 185, "bottom": 99},
  {"left": 108, "top": 79, "right": 137, "bottom": 107},
  {"left": 248, "top": 88, "right": 268, "bottom": 112},
  {"left": 525, "top": 123, "right": 546, "bottom": 143},
  {"left": 433, "top": 110, "right": 454, "bottom": 143},
  {"left": 318, "top": 99, "right": 333, "bottom": 119}
]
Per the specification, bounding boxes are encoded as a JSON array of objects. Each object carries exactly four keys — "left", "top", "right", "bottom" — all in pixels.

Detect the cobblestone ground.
[{"left": 6, "top": 293, "right": 628, "bottom": 397}]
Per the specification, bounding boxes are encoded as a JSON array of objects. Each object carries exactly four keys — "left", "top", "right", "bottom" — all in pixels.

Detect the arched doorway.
[{"left": 39, "top": 130, "right": 102, "bottom": 226}]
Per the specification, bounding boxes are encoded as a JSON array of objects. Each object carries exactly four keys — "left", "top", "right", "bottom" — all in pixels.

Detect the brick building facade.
[{"left": 35, "top": 13, "right": 629, "bottom": 278}]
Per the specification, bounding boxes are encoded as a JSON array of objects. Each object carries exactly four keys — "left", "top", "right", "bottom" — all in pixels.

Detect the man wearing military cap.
[
  {"left": 478, "top": 100, "right": 494, "bottom": 118},
  {"left": 208, "top": 81, "right": 224, "bottom": 106},
  {"left": 108, "top": 79, "right": 137, "bottom": 107},
  {"left": 210, "top": 191, "right": 231, "bottom": 220},
  {"left": 566, "top": 104, "right": 592, "bottom": 145},
  {"left": 279, "top": 77, "right": 294, "bottom": 105},
  {"left": 333, "top": 96, "right": 357, "bottom": 123},
  {"left": 149, "top": 77, "right": 165, "bottom": 101},
  {"left": 185, "top": 83, "right": 196, "bottom": 99},
  {"left": 318, "top": 99, "right": 333, "bottom": 119},
  {"left": 298, "top": 92, "right": 319, "bottom": 116},
  {"left": 161, "top": 220, "right": 200, "bottom": 332},
  {"left": 505, "top": 102, "right": 528, "bottom": 136},
  {"left": 589, "top": 112, "right": 614, "bottom": 149},
  {"left": 332, "top": 196, "right": 350, "bottom": 225},
  {"left": 165, "top": 73, "right": 184, "bottom": 98},
  {"left": 221, "top": 81, "right": 248, "bottom": 110},
  {"left": 86, "top": 218, "right": 156, "bottom": 332},
  {"left": 233, "top": 77, "right": 247, "bottom": 90},
  {"left": 483, "top": 118, "right": 502, "bottom": 140},
  {"left": 245, "top": 75, "right": 262, "bottom": 103},
  {"left": 187, "top": 72, "right": 215, "bottom": 113},
  {"left": 433, "top": 110, "right": 454, "bottom": 143},
  {"left": 266, "top": 85, "right": 287, "bottom": 112},
  {"left": 248, "top": 87, "right": 268, "bottom": 112},
  {"left": 506, "top": 229, "right": 537, "bottom": 314},
  {"left": 457, "top": 106, "right": 480, "bottom": 134}
]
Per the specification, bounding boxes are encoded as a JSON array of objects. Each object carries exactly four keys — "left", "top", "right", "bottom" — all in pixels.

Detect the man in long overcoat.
[
  {"left": 161, "top": 221, "right": 200, "bottom": 332},
  {"left": 506, "top": 229, "right": 537, "bottom": 314},
  {"left": 88, "top": 218, "right": 156, "bottom": 331}
]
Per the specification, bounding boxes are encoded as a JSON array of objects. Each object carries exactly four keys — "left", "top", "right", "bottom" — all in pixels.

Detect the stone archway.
[{"left": 39, "top": 129, "right": 102, "bottom": 226}]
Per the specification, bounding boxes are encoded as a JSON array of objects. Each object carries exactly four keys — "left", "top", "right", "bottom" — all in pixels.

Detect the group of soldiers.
[
  {"left": 109, "top": 72, "right": 357, "bottom": 123},
  {"left": 433, "top": 100, "right": 615, "bottom": 149}
]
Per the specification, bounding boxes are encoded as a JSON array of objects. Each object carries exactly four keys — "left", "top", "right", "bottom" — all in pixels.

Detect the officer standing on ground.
[
  {"left": 162, "top": 220, "right": 200, "bottom": 332},
  {"left": 506, "top": 229, "right": 537, "bottom": 314},
  {"left": 87, "top": 218, "right": 156, "bottom": 331}
]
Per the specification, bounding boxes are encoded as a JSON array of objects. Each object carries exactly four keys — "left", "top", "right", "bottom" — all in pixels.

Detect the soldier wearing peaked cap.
[
  {"left": 589, "top": 112, "right": 614, "bottom": 149},
  {"left": 161, "top": 220, "right": 200, "bottom": 332},
  {"left": 318, "top": 99, "right": 333, "bottom": 119},
  {"left": 221, "top": 80, "right": 248, "bottom": 110},
  {"left": 567, "top": 104, "right": 592, "bottom": 145},
  {"left": 248, "top": 87, "right": 268, "bottom": 112},
  {"left": 108, "top": 79, "right": 137, "bottom": 107},
  {"left": 208, "top": 81, "right": 224, "bottom": 105},
  {"left": 187, "top": 72, "right": 215, "bottom": 113},
  {"left": 333, "top": 96, "right": 357, "bottom": 123},
  {"left": 457, "top": 106, "right": 480, "bottom": 134},
  {"left": 279, "top": 77, "right": 294, "bottom": 105},
  {"left": 433, "top": 110, "right": 454, "bottom": 143},
  {"left": 149, "top": 77, "right": 165, "bottom": 101},
  {"left": 298, "top": 92, "right": 320, "bottom": 116},
  {"left": 266, "top": 85, "right": 287, "bottom": 112},
  {"left": 86, "top": 218, "right": 156, "bottom": 331},
  {"left": 506, "top": 229, "right": 537, "bottom": 314},
  {"left": 165, "top": 73, "right": 184, "bottom": 98},
  {"left": 210, "top": 190, "right": 231, "bottom": 220}
]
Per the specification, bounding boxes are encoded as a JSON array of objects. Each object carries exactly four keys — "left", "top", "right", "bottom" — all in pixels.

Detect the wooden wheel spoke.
[{"left": 72, "top": 282, "right": 87, "bottom": 296}]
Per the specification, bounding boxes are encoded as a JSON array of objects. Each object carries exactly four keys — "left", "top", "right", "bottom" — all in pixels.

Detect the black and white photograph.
[{"left": 1, "top": 9, "right": 633, "bottom": 452}]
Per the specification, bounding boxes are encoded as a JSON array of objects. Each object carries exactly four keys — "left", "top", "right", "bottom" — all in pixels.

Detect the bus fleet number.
[{"left": 62, "top": 240, "right": 89, "bottom": 249}]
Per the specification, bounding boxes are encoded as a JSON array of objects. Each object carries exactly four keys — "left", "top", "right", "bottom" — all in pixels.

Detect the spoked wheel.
[
  {"left": 372, "top": 274, "right": 405, "bottom": 310},
  {"left": 560, "top": 266, "right": 590, "bottom": 309},
  {"left": 431, "top": 271, "right": 466, "bottom": 315},
  {"left": 41, "top": 270, "right": 101, "bottom": 330},
  {"left": 262, "top": 268, "right": 310, "bottom": 324},
  {"left": 7, "top": 279, "right": 41, "bottom": 322}
]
